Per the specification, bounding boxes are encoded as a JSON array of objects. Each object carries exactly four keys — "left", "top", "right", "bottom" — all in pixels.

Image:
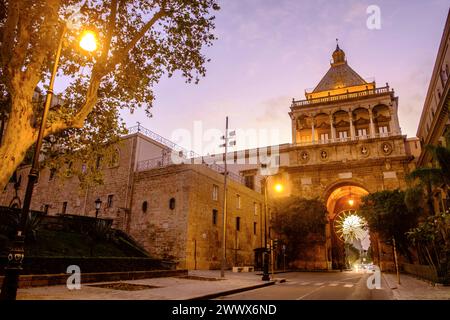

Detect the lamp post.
[
  {"left": 95, "top": 198, "right": 102, "bottom": 219},
  {"left": 0, "top": 7, "right": 97, "bottom": 300},
  {"left": 262, "top": 175, "right": 270, "bottom": 281},
  {"left": 261, "top": 172, "right": 283, "bottom": 281}
]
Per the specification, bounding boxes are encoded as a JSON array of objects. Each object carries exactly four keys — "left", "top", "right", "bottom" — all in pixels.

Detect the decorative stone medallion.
[
  {"left": 381, "top": 142, "right": 393, "bottom": 155},
  {"left": 319, "top": 149, "right": 328, "bottom": 161},
  {"left": 360, "top": 144, "right": 370, "bottom": 157},
  {"left": 299, "top": 150, "right": 310, "bottom": 163}
]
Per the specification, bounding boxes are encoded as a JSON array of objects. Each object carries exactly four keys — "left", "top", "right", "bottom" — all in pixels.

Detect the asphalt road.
[{"left": 216, "top": 271, "right": 394, "bottom": 300}]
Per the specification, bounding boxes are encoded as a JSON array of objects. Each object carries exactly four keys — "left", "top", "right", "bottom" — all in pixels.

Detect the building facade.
[
  {"left": 0, "top": 126, "right": 265, "bottom": 270},
  {"left": 1, "top": 45, "right": 422, "bottom": 271},
  {"left": 416, "top": 10, "right": 450, "bottom": 213}
]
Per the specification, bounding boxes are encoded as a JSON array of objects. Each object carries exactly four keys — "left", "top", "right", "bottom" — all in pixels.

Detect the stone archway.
[{"left": 324, "top": 182, "right": 369, "bottom": 270}]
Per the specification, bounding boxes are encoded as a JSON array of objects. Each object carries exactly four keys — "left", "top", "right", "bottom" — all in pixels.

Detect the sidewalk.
[
  {"left": 16, "top": 270, "right": 275, "bottom": 300},
  {"left": 383, "top": 273, "right": 450, "bottom": 300}
]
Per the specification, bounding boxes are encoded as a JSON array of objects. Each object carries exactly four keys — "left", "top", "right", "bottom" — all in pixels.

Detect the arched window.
[
  {"left": 169, "top": 198, "right": 176, "bottom": 210},
  {"left": 142, "top": 201, "right": 148, "bottom": 213}
]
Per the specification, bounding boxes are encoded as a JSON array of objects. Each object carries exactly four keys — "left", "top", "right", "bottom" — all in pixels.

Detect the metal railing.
[
  {"left": 292, "top": 86, "right": 392, "bottom": 108},
  {"left": 293, "top": 131, "right": 400, "bottom": 147},
  {"left": 128, "top": 124, "right": 197, "bottom": 158},
  {"left": 136, "top": 155, "right": 246, "bottom": 185},
  {"left": 129, "top": 123, "right": 247, "bottom": 186}
]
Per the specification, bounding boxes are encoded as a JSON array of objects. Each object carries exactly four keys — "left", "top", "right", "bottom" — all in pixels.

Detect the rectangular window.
[
  {"left": 320, "top": 133, "right": 329, "bottom": 141},
  {"left": 212, "top": 209, "right": 218, "bottom": 225},
  {"left": 301, "top": 135, "right": 311, "bottom": 143},
  {"left": 236, "top": 194, "right": 241, "bottom": 209},
  {"left": 245, "top": 176, "right": 254, "bottom": 190},
  {"left": 49, "top": 168, "right": 56, "bottom": 181},
  {"left": 236, "top": 217, "right": 241, "bottom": 231},
  {"left": 357, "top": 128, "right": 367, "bottom": 137},
  {"left": 62, "top": 201, "right": 67, "bottom": 214},
  {"left": 338, "top": 131, "right": 348, "bottom": 139},
  {"left": 379, "top": 126, "right": 389, "bottom": 136},
  {"left": 81, "top": 164, "right": 87, "bottom": 174},
  {"left": 96, "top": 155, "right": 103, "bottom": 169},
  {"left": 253, "top": 222, "right": 257, "bottom": 235},
  {"left": 43, "top": 204, "right": 50, "bottom": 215},
  {"left": 107, "top": 194, "right": 114, "bottom": 208},
  {"left": 212, "top": 184, "right": 219, "bottom": 201}
]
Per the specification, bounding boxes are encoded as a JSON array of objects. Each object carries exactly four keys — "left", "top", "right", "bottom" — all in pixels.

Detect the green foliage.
[
  {"left": 404, "top": 186, "right": 426, "bottom": 214},
  {"left": 359, "top": 189, "right": 420, "bottom": 260},
  {"left": 0, "top": 209, "right": 42, "bottom": 242},
  {"left": 0, "top": 0, "right": 220, "bottom": 189},
  {"left": 271, "top": 197, "right": 327, "bottom": 259},
  {"left": 407, "top": 212, "right": 450, "bottom": 284}
]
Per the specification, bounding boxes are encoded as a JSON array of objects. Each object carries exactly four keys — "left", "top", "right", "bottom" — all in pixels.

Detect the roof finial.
[{"left": 336, "top": 38, "right": 340, "bottom": 50}]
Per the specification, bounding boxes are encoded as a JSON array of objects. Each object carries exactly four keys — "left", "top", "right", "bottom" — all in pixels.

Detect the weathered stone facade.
[
  {"left": 1, "top": 129, "right": 265, "bottom": 270},
  {"left": 128, "top": 164, "right": 264, "bottom": 269}
]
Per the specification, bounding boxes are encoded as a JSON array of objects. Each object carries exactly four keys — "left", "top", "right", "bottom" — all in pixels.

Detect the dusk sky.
[{"left": 58, "top": 0, "right": 450, "bottom": 155}]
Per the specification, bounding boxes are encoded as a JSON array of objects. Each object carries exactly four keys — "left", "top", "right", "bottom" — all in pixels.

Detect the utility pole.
[{"left": 220, "top": 116, "right": 235, "bottom": 278}]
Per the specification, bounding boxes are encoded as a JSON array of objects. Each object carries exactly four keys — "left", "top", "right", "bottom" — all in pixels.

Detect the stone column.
[
  {"left": 311, "top": 115, "right": 315, "bottom": 144},
  {"left": 348, "top": 110, "right": 355, "bottom": 140},
  {"left": 292, "top": 118, "right": 297, "bottom": 144},
  {"left": 369, "top": 108, "right": 376, "bottom": 138},
  {"left": 329, "top": 113, "right": 336, "bottom": 142},
  {"left": 390, "top": 107, "right": 400, "bottom": 135}
]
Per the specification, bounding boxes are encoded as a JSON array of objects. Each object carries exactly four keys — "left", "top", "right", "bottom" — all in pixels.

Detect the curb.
[
  {"left": 187, "top": 281, "right": 276, "bottom": 300},
  {"left": 382, "top": 273, "right": 400, "bottom": 300}
]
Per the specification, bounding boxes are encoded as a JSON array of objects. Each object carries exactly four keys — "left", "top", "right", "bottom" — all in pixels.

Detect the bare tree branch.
[
  {"left": 106, "top": 9, "right": 166, "bottom": 71},
  {"left": 100, "top": 0, "right": 118, "bottom": 64}
]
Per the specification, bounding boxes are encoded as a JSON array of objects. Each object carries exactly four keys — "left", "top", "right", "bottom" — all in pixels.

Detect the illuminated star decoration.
[{"left": 335, "top": 210, "right": 368, "bottom": 243}]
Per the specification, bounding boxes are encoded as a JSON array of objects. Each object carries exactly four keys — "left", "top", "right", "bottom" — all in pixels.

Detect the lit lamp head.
[
  {"left": 274, "top": 183, "right": 283, "bottom": 193},
  {"left": 95, "top": 198, "right": 102, "bottom": 210},
  {"left": 348, "top": 198, "right": 354, "bottom": 206},
  {"left": 79, "top": 30, "right": 98, "bottom": 52}
]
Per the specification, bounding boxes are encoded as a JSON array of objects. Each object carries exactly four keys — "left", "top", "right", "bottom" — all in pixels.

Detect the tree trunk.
[
  {"left": 427, "top": 182, "right": 435, "bottom": 216},
  {"left": 0, "top": 96, "right": 36, "bottom": 190}
]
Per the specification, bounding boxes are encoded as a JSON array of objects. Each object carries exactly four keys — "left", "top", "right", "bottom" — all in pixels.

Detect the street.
[{"left": 216, "top": 271, "right": 394, "bottom": 300}]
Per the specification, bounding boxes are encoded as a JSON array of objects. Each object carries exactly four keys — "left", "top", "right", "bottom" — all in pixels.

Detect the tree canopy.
[
  {"left": 359, "top": 189, "right": 420, "bottom": 261},
  {"left": 0, "top": 0, "right": 220, "bottom": 189}
]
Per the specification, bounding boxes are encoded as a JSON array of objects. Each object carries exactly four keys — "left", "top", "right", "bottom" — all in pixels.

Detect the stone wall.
[
  {"left": 0, "top": 136, "right": 137, "bottom": 229},
  {"left": 129, "top": 164, "right": 265, "bottom": 270}
]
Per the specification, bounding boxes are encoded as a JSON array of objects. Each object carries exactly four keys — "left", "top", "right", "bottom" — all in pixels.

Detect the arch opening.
[{"left": 325, "top": 184, "right": 372, "bottom": 270}]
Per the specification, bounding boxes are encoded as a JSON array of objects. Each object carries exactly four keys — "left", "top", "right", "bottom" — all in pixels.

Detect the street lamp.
[
  {"left": 274, "top": 183, "right": 283, "bottom": 193},
  {"left": 79, "top": 30, "right": 98, "bottom": 52},
  {"left": 261, "top": 172, "right": 284, "bottom": 281},
  {"left": 95, "top": 198, "right": 102, "bottom": 219},
  {"left": 0, "top": 6, "right": 98, "bottom": 300},
  {"left": 261, "top": 175, "right": 270, "bottom": 281}
]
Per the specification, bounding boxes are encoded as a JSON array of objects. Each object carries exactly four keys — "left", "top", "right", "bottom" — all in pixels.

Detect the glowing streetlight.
[
  {"left": 348, "top": 198, "right": 354, "bottom": 206},
  {"left": 80, "top": 30, "right": 98, "bottom": 52},
  {"left": 274, "top": 183, "right": 283, "bottom": 193}
]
